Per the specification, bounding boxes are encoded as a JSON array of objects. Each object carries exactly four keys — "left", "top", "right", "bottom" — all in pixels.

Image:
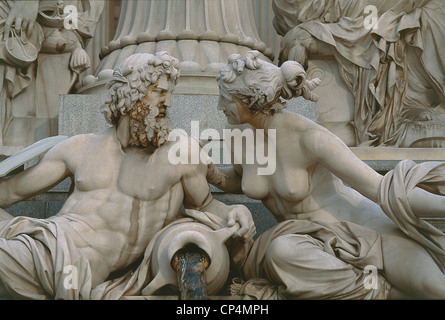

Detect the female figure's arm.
[
  {"left": 206, "top": 162, "right": 244, "bottom": 194},
  {"left": 303, "top": 125, "right": 445, "bottom": 217},
  {"left": 4, "top": 0, "right": 39, "bottom": 40},
  {"left": 302, "top": 126, "right": 382, "bottom": 202}
]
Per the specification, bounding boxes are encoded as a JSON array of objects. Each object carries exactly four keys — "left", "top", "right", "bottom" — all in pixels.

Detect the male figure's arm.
[
  {"left": 0, "top": 138, "right": 74, "bottom": 209},
  {"left": 181, "top": 158, "right": 256, "bottom": 242},
  {"left": 206, "top": 162, "right": 244, "bottom": 194}
]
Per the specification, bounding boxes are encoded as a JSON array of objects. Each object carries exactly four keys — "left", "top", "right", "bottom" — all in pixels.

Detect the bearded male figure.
[{"left": 0, "top": 52, "right": 255, "bottom": 299}]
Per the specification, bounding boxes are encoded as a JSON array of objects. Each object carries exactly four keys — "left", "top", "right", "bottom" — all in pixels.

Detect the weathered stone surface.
[
  {"left": 0, "top": 0, "right": 104, "bottom": 152},
  {"left": 274, "top": 0, "right": 445, "bottom": 148}
]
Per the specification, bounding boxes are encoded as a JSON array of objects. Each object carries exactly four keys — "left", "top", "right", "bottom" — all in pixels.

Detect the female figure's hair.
[
  {"left": 217, "top": 50, "right": 320, "bottom": 115},
  {"left": 101, "top": 52, "right": 180, "bottom": 125}
]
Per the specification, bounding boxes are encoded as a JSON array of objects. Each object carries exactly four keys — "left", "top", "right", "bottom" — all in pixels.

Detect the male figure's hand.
[
  {"left": 185, "top": 205, "right": 257, "bottom": 242},
  {"left": 227, "top": 205, "right": 256, "bottom": 242}
]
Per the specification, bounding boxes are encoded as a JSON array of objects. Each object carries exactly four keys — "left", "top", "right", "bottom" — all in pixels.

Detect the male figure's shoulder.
[
  {"left": 156, "top": 132, "right": 209, "bottom": 175},
  {"left": 48, "top": 128, "right": 113, "bottom": 163}
]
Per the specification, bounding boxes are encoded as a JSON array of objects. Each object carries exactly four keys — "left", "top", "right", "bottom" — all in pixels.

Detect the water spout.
[
  {"left": 141, "top": 220, "right": 239, "bottom": 298},
  {"left": 171, "top": 244, "right": 210, "bottom": 300}
]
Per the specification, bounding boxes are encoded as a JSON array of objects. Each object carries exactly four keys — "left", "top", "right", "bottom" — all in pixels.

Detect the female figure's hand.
[{"left": 4, "top": 0, "right": 40, "bottom": 41}]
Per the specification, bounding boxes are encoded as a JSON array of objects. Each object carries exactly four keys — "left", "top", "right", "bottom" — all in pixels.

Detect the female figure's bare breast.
[
  {"left": 240, "top": 112, "right": 390, "bottom": 226},
  {"left": 239, "top": 113, "right": 321, "bottom": 220}
]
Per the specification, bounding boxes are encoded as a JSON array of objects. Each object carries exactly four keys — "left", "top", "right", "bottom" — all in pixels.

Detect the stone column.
[
  {"left": 77, "top": 0, "right": 273, "bottom": 95},
  {"left": 81, "top": 0, "right": 113, "bottom": 77}
]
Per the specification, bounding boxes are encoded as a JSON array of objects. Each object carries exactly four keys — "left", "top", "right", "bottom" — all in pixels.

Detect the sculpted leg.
[
  {"left": 381, "top": 233, "right": 445, "bottom": 299},
  {"left": 262, "top": 234, "right": 385, "bottom": 299},
  {"left": 0, "top": 238, "right": 49, "bottom": 299}
]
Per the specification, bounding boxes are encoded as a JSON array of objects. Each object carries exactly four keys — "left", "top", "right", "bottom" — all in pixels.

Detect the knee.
[
  {"left": 264, "top": 234, "right": 318, "bottom": 265},
  {"left": 264, "top": 236, "right": 287, "bottom": 265}
]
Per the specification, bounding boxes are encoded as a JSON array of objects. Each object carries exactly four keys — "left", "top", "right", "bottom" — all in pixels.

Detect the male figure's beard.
[{"left": 129, "top": 101, "right": 173, "bottom": 148}]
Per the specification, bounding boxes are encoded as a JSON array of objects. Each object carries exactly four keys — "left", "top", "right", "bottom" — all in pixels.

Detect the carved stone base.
[{"left": 401, "top": 121, "right": 445, "bottom": 148}]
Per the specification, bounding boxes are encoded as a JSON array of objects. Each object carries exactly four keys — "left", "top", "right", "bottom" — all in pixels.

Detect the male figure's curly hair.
[{"left": 101, "top": 52, "right": 180, "bottom": 125}]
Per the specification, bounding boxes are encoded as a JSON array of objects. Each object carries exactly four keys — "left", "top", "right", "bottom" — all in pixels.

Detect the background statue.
[
  {"left": 208, "top": 51, "right": 445, "bottom": 299},
  {"left": 0, "top": 52, "right": 255, "bottom": 299},
  {"left": 273, "top": 0, "right": 445, "bottom": 147},
  {"left": 0, "top": 0, "right": 104, "bottom": 150}
]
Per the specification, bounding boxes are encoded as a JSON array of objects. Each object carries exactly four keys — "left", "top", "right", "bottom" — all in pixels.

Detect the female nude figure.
[{"left": 207, "top": 50, "right": 445, "bottom": 299}]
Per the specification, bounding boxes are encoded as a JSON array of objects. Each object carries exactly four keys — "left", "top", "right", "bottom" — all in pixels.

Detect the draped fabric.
[
  {"left": 0, "top": 0, "right": 42, "bottom": 144},
  {"left": 233, "top": 159, "right": 445, "bottom": 300},
  {"left": 275, "top": 0, "right": 445, "bottom": 146},
  {"left": 378, "top": 159, "right": 445, "bottom": 272},
  {"left": 0, "top": 216, "right": 94, "bottom": 299},
  {"left": 0, "top": 0, "right": 104, "bottom": 147},
  {"left": 0, "top": 210, "right": 239, "bottom": 300},
  {"left": 1, "top": 160, "right": 445, "bottom": 299},
  {"left": 236, "top": 219, "right": 389, "bottom": 300},
  {"left": 0, "top": 210, "right": 391, "bottom": 300},
  {"left": 0, "top": 214, "right": 192, "bottom": 299}
]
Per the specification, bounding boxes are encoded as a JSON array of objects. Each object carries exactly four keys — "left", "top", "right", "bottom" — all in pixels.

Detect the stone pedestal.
[{"left": 77, "top": 0, "right": 274, "bottom": 96}]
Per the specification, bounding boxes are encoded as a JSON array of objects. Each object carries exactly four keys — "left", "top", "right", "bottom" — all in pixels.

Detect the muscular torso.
[{"left": 49, "top": 129, "right": 191, "bottom": 284}]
